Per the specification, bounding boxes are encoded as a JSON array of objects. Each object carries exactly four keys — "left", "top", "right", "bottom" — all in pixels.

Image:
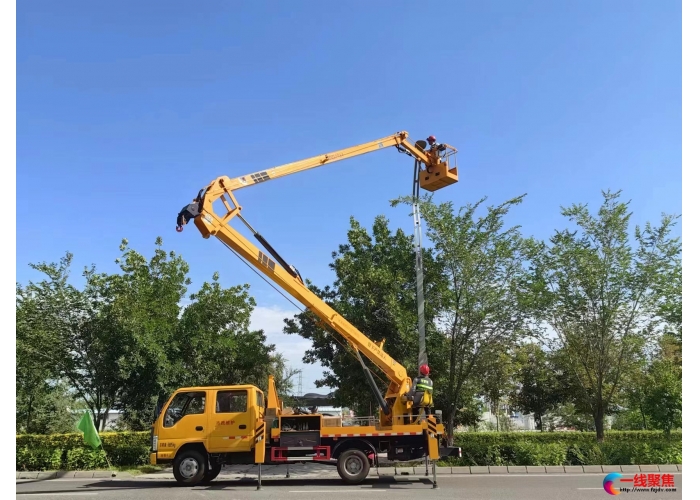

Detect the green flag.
[{"left": 76, "top": 412, "right": 102, "bottom": 449}]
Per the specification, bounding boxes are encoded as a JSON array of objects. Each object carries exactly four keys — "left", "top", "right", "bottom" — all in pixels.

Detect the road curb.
[
  {"left": 435, "top": 464, "right": 682, "bottom": 475},
  {"left": 15, "top": 464, "right": 682, "bottom": 479},
  {"left": 16, "top": 471, "right": 123, "bottom": 479}
]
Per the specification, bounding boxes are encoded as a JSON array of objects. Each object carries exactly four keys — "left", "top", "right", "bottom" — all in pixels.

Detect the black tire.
[
  {"left": 173, "top": 448, "right": 207, "bottom": 485},
  {"left": 337, "top": 449, "right": 370, "bottom": 484},
  {"left": 200, "top": 463, "right": 222, "bottom": 484}
]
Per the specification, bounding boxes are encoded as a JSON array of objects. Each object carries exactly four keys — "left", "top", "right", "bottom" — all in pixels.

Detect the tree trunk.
[
  {"left": 594, "top": 407, "right": 605, "bottom": 442},
  {"left": 535, "top": 413, "right": 543, "bottom": 432},
  {"left": 26, "top": 394, "right": 34, "bottom": 434},
  {"left": 446, "top": 407, "right": 457, "bottom": 446},
  {"left": 494, "top": 399, "right": 500, "bottom": 432},
  {"left": 101, "top": 409, "right": 110, "bottom": 431}
]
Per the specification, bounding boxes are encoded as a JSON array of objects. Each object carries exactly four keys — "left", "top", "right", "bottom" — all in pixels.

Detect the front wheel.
[
  {"left": 200, "top": 463, "right": 222, "bottom": 484},
  {"left": 337, "top": 449, "right": 370, "bottom": 484},
  {"left": 173, "top": 449, "right": 207, "bottom": 485}
]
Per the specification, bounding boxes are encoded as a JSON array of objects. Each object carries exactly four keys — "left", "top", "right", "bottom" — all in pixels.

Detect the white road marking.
[
  {"left": 288, "top": 490, "right": 381, "bottom": 493},
  {"left": 16, "top": 493, "right": 98, "bottom": 497}
]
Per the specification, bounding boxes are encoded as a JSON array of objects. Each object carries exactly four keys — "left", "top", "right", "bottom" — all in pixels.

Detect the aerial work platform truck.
[{"left": 151, "top": 132, "right": 461, "bottom": 487}]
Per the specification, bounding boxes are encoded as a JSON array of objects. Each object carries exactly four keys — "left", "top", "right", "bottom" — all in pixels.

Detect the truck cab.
[{"left": 150, "top": 384, "right": 266, "bottom": 484}]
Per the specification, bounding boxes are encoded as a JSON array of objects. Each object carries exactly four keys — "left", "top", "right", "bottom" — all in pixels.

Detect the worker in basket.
[
  {"left": 408, "top": 364, "right": 434, "bottom": 420},
  {"left": 426, "top": 135, "right": 447, "bottom": 153}
]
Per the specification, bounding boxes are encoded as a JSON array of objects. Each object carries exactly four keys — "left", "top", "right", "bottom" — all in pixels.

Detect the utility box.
[{"left": 280, "top": 430, "right": 321, "bottom": 448}]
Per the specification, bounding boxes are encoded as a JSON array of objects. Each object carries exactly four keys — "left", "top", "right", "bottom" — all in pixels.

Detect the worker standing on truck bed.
[{"left": 408, "top": 364, "right": 433, "bottom": 419}]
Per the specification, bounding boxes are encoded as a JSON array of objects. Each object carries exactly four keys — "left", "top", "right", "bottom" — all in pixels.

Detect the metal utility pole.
[{"left": 412, "top": 159, "right": 428, "bottom": 370}]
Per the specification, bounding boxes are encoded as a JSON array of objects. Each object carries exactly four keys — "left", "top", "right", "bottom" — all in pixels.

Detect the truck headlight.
[{"left": 152, "top": 434, "right": 158, "bottom": 452}]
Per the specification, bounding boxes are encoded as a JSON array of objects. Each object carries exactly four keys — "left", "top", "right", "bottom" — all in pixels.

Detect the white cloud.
[{"left": 250, "top": 305, "right": 329, "bottom": 394}]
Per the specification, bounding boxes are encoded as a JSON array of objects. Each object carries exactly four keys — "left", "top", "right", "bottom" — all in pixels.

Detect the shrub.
[
  {"left": 446, "top": 431, "right": 681, "bottom": 467},
  {"left": 16, "top": 430, "right": 682, "bottom": 470},
  {"left": 65, "top": 448, "right": 108, "bottom": 470},
  {"left": 16, "top": 431, "right": 150, "bottom": 471},
  {"left": 16, "top": 446, "right": 63, "bottom": 471}
]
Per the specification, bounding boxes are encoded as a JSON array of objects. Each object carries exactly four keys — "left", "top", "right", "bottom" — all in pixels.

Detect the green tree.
[
  {"left": 16, "top": 286, "right": 56, "bottom": 434},
  {"left": 641, "top": 358, "right": 682, "bottom": 436},
  {"left": 284, "top": 215, "right": 447, "bottom": 416},
  {"left": 652, "top": 239, "right": 682, "bottom": 342},
  {"left": 451, "top": 389, "right": 485, "bottom": 431},
  {"left": 105, "top": 237, "right": 191, "bottom": 430},
  {"left": 549, "top": 402, "right": 596, "bottom": 431},
  {"left": 15, "top": 377, "right": 80, "bottom": 435},
  {"left": 392, "top": 194, "right": 534, "bottom": 445},
  {"left": 16, "top": 253, "right": 101, "bottom": 430},
  {"left": 174, "top": 272, "right": 277, "bottom": 389},
  {"left": 268, "top": 353, "right": 302, "bottom": 406},
  {"left": 616, "top": 366, "right": 650, "bottom": 431},
  {"left": 527, "top": 190, "right": 681, "bottom": 441},
  {"left": 510, "top": 343, "right": 566, "bottom": 432},
  {"left": 17, "top": 237, "right": 298, "bottom": 432},
  {"left": 480, "top": 347, "right": 516, "bottom": 432},
  {"left": 613, "top": 333, "right": 681, "bottom": 432},
  {"left": 611, "top": 408, "right": 647, "bottom": 431}
]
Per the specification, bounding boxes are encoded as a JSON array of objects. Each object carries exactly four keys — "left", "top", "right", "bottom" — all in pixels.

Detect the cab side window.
[
  {"left": 216, "top": 390, "right": 248, "bottom": 413},
  {"left": 163, "top": 391, "right": 206, "bottom": 428},
  {"left": 257, "top": 391, "right": 264, "bottom": 408}
]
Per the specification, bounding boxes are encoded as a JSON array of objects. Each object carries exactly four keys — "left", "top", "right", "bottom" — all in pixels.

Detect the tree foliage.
[
  {"left": 17, "top": 188, "right": 682, "bottom": 439},
  {"left": 479, "top": 347, "right": 516, "bottom": 432},
  {"left": 283, "top": 215, "right": 447, "bottom": 414},
  {"left": 394, "top": 194, "right": 535, "bottom": 444},
  {"left": 509, "top": 343, "right": 566, "bottom": 431},
  {"left": 16, "top": 238, "right": 295, "bottom": 432},
  {"left": 527, "top": 190, "right": 681, "bottom": 441},
  {"left": 641, "top": 357, "right": 682, "bottom": 436}
]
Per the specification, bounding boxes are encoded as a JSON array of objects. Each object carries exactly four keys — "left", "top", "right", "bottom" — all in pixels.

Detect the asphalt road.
[{"left": 16, "top": 473, "right": 682, "bottom": 500}]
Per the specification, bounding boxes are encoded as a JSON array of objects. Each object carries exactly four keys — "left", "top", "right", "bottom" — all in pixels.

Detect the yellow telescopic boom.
[{"left": 176, "top": 131, "right": 458, "bottom": 426}]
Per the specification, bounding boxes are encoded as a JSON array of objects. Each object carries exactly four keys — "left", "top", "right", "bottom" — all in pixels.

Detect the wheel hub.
[
  {"left": 345, "top": 456, "right": 362, "bottom": 475},
  {"left": 179, "top": 457, "right": 199, "bottom": 479}
]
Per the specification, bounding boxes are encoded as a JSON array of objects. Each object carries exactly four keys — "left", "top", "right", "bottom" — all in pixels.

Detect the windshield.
[{"left": 163, "top": 391, "right": 206, "bottom": 428}]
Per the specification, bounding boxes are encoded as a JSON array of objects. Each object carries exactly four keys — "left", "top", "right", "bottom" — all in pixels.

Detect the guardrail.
[{"left": 340, "top": 411, "right": 443, "bottom": 426}]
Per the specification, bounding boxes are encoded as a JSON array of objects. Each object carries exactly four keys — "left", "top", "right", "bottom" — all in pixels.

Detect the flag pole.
[
  {"left": 77, "top": 411, "right": 116, "bottom": 478},
  {"left": 95, "top": 416, "right": 116, "bottom": 477},
  {"left": 100, "top": 444, "right": 117, "bottom": 477}
]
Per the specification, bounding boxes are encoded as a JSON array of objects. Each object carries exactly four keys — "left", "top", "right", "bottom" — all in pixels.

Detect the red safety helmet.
[
  {"left": 427, "top": 135, "right": 436, "bottom": 144},
  {"left": 419, "top": 364, "right": 430, "bottom": 376}
]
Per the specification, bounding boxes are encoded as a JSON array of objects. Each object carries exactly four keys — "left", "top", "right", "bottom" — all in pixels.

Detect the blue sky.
[{"left": 17, "top": 1, "right": 681, "bottom": 394}]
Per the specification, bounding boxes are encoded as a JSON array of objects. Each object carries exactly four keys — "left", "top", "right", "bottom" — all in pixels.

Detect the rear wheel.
[
  {"left": 173, "top": 449, "right": 207, "bottom": 485},
  {"left": 337, "top": 449, "right": 370, "bottom": 484}
]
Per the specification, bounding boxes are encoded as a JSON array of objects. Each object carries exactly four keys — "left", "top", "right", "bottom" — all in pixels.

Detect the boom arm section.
[
  {"left": 176, "top": 131, "right": 459, "bottom": 425},
  {"left": 181, "top": 199, "right": 412, "bottom": 423},
  {"left": 185, "top": 131, "right": 457, "bottom": 205}
]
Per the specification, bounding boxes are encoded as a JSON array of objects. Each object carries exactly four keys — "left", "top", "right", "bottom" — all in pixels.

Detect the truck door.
[
  {"left": 157, "top": 390, "right": 209, "bottom": 460},
  {"left": 208, "top": 388, "right": 252, "bottom": 453}
]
